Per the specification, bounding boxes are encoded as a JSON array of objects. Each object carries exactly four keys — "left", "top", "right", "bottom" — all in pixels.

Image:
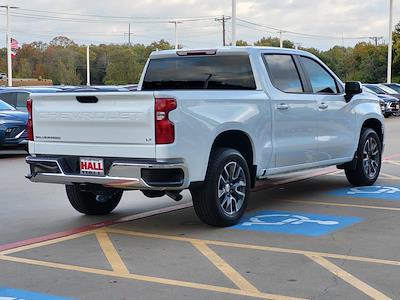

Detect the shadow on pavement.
[{"left": 0, "top": 149, "right": 27, "bottom": 159}]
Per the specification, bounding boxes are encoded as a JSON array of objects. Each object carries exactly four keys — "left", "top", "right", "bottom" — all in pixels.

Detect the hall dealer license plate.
[{"left": 80, "top": 158, "right": 104, "bottom": 176}]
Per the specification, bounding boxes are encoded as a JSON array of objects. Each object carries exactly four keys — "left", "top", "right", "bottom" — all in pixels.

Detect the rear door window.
[
  {"left": 263, "top": 54, "right": 304, "bottom": 93},
  {"left": 142, "top": 55, "right": 256, "bottom": 90}
]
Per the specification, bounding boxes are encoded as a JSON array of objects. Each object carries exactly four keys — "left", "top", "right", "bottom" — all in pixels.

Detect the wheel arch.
[
  {"left": 210, "top": 130, "right": 257, "bottom": 188},
  {"left": 338, "top": 117, "right": 384, "bottom": 171},
  {"left": 362, "top": 118, "right": 384, "bottom": 146}
]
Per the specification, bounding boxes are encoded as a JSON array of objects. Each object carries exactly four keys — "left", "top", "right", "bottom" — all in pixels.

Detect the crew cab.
[{"left": 26, "top": 47, "right": 384, "bottom": 227}]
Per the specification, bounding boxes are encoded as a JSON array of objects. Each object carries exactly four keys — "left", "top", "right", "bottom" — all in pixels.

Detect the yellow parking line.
[
  {"left": 307, "top": 255, "right": 391, "bottom": 300},
  {"left": 106, "top": 228, "right": 400, "bottom": 267},
  {"left": 206, "top": 241, "right": 400, "bottom": 267},
  {"left": 191, "top": 240, "right": 260, "bottom": 293},
  {"left": 95, "top": 230, "right": 129, "bottom": 275},
  {"left": 0, "top": 231, "right": 93, "bottom": 255},
  {"left": 0, "top": 254, "right": 305, "bottom": 300},
  {"left": 284, "top": 200, "right": 400, "bottom": 212}
]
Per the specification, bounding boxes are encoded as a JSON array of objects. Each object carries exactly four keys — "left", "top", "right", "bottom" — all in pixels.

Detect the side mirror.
[{"left": 345, "top": 81, "right": 362, "bottom": 102}]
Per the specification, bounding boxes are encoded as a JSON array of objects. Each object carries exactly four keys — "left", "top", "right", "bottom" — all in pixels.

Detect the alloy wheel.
[
  {"left": 362, "top": 137, "right": 380, "bottom": 179},
  {"left": 217, "top": 161, "right": 247, "bottom": 215}
]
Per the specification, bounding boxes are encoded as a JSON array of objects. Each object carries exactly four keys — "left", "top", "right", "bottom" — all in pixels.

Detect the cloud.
[{"left": 0, "top": 0, "right": 397, "bottom": 49}]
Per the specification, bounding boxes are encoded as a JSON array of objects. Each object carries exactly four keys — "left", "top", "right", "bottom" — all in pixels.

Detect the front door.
[{"left": 298, "top": 56, "right": 356, "bottom": 161}]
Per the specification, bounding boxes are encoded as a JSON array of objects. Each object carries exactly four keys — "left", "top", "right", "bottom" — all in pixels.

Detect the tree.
[
  {"left": 147, "top": 39, "right": 173, "bottom": 51},
  {"left": 15, "top": 58, "right": 32, "bottom": 78},
  {"left": 392, "top": 21, "right": 400, "bottom": 81},
  {"left": 104, "top": 46, "right": 139, "bottom": 84},
  {"left": 5, "top": 34, "right": 400, "bottom": 85},
  {"left": 352, "top": 42, "right": 387, "bottom": 82},
  {"left": 49, "top": 36, "right": 77, "bottom": 48},
  {"left": 44, "top": 45, "right": 83, "bottom": 84},
  {"left": 254, "top": 36, "right": 294, "bottom": 48},
  {"left": 0, "top": 48, "right": 7, "bottom": 73},
  {"left": 236, "top": 40, "right": 249, "bottom": 46}
]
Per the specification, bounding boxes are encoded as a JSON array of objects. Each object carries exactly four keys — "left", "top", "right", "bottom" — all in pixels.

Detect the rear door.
[
  {"left": 263, "top": 53, "right": 319, "bottom": 169},
  {"left": 31, "top": 91, "right": 156, "bottom": 158},
  {"left": 297, "top": 55, "right": 356, "bottom": 161}
]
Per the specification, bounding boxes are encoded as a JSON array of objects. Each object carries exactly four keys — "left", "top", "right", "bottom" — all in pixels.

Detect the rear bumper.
[{"left": 26, "top": 155, "right": 189, "bottom": 190}]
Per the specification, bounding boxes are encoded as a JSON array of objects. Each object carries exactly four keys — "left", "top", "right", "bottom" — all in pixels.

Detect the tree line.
[{"left": 2, "top": 23, "right": 400, "bottom": 85}]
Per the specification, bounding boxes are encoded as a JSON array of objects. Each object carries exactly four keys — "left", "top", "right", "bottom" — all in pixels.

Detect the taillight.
[
  {"left": 26, "top": 98, "right": 33, "bottom": 141},
  {"left": 155, "top": 98, "right": 177, "bottom": 144}
]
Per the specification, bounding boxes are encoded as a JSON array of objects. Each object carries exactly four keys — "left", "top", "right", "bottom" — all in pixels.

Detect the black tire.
[
  {"left": 65, "top": 185, "right": 123, "bottom": 215},
  {"left": 190, "top": 148, "right": 250, "bottom": 227},
  {"left": 345, "top": 128, "right": 382, "bottom": 186}
]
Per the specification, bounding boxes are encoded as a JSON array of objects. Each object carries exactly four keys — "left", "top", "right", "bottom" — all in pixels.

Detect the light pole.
[
  {"left": 128, "top": 23, "right": 131, "bottom": 46},
  {"left": 387, "top": 0, "right": 393, "bottom": 83},
  {"left": 232, "top": 0, "right": 237, "bottom": 46},
  {"left": 86, "top": 45, "right": 90, "bottom": 86},
  {"left": 170, "top": 21, "right": 183, "bottom": 50},
  {"left": 279, "top": 31, "right": 283, "bottom": 48},
  {"left": 0, "top": 5, "right": 18, "bottom": 87}
]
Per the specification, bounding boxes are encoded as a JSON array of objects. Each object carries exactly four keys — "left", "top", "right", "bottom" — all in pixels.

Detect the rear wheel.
[
  {"left": 66, "top": 185, "right": 123, "bottom": 215},
  {"left": 190, "top": 148, "right": 250, "bottom": 227},
  {"left": 345, "top": 128, "right": 382, "bottom": 186}
]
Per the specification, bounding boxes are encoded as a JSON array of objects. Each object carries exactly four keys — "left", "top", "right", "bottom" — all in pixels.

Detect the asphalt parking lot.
[{"left": 1, "top": 118, "right": 400, "bottom": 300}]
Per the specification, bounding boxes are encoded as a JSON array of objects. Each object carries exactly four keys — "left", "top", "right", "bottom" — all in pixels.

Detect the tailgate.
[{"left": 31, "top": 91, "right": 156, "bottom": 158}]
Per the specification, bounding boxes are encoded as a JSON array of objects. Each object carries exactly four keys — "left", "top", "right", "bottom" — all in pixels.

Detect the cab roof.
[{"left": 150, "top": 46, "right": 312, "bottom": 58}]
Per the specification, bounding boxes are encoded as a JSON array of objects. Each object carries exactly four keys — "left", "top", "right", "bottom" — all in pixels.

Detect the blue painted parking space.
[
  {"left": 327, "top": 185, "right": 400, "bottom": 201},
  {"left": 0, "top": 287, "right": 73, "bottom": 300},
  {"left": 231, "top": 210, "right": 363, "bottom": 237}
]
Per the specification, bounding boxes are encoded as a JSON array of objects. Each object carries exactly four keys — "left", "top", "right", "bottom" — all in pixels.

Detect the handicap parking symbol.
[
  {"left": 0, "top": 287, "right": 73, "bottom": 300},
  {"left": 327, "top": 185, "right": 400, "bottom": 201},
  {"left": 231, "top": 210, "right": 362, "bottom": 237}
]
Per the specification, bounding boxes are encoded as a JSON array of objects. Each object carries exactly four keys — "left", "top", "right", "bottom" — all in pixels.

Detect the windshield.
[
  {"left": 379, "top": 85, "right": 398, "bottom": 94},
  {"left": 386, "top": 84, "right": 400, "bottom": 93},
  {"left": 363, "top": 86, "right": 376, "bottom": 94},
  {"left": 0, "top": 99, "right": 15, "bottom": 111},
  {"left": 364, "top": 85, "right": 385, "bottom": 94}
]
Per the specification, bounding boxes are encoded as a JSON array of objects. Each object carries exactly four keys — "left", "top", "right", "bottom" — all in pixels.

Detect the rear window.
[{"left": 142, "top": 55, "right": 256, "bottom": 90}]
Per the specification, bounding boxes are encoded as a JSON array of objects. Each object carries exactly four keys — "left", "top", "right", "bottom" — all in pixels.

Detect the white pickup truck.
[{"left": 26, "top": 47, "right": 384, "bottom": 227}]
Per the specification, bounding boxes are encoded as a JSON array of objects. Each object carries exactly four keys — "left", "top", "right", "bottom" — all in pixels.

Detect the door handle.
[
  {"left": 76, "top": 96, "right": 98, "bottom": 103},
  {"left": 276, "top": 103, "right": 289, "bottom": 110},
  {"left": 318, "top": 102, "right": 329, "bottom": 110}
]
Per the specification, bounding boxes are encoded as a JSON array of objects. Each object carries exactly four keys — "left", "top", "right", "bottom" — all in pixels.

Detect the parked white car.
[{"left": 26, "top": 47, "right": 384, "bottom": 226}]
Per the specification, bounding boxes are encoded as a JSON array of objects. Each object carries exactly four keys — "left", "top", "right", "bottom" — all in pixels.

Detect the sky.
[{"left": 0, "top": 0, "right": 398, "bottom": 50}]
